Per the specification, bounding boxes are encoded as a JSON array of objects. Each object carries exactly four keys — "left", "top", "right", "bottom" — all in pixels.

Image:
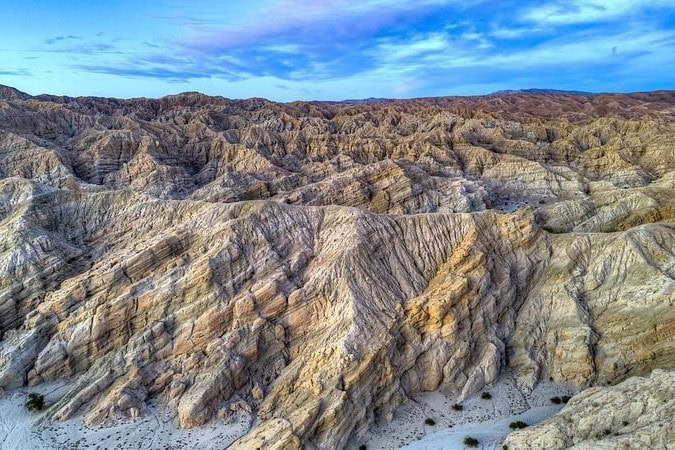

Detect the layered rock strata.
[{"left": 0, "top": 86, "right": 673, "bottom": 448}]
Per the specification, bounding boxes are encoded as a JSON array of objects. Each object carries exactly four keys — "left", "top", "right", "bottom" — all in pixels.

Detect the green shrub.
[
  {"left": 509, "top": 420, "right": 528, "bottom": 430},
  {"left": 463, "top": 436, "right": 479, "bottom": 447},
  {"left": 451, "top": 403, "right": 464, "bottom": 411},
  {"left": 481, "top": 392, "right": 492, "bottom": 400},
  {"left": 550, "top": 396, "right": 562, "bottom": 404},
  {"left": 25, "top": 393, "right": 44, "bottom": 412},
  {"left": 424, "top": 417, "right": 436, "bottom": 426}
]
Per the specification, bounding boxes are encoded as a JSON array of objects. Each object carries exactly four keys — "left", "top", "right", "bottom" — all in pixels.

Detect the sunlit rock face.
[{"left": 0, "top": 86, "right": 674, "bottom": 448}]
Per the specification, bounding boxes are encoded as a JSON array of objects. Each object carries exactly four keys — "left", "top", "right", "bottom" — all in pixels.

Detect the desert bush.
[
  {"left": 550, "top": 396, "right": 562, "bottom": 404},
  {"left": 561, "top": 395, "right": 571, "bottom": 404},
  {"left": 509, "top": 420, "right": 528, "bottom": 430},
  {"left": 481, "top": 392, "right": 492, "bottom": 400},
  {"left": 451, "top": 403, "right": 464, "bottom": 411},
  {"left": 424, "top": 417, "right": 436, "bottom": 426},
  {"left": 25, "top": 393, "right": 44, "bottom": 412},
  {"left": 463, "top": 436, "right": 479, "bottom": 447}
]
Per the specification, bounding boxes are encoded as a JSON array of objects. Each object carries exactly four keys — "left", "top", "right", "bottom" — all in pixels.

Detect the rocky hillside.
[
  {"left": 503, "top": 369, "right": 675, "bottom": 449},
  {"left": 0, "top": 85, "right": 673, "bottom": 448}
]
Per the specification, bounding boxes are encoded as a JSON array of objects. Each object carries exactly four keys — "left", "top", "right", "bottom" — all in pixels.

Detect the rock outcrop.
[
  {"left": 503, "top": 369, "right": 675, "bottom": 449},
  {"left": 0, "top": 86, "right": 673, "bottom": 448}
]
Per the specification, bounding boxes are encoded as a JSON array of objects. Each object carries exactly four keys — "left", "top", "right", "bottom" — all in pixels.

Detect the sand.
[
  {"left": 0, "top": 372, "right": 573, "bottom": 449},
  {"left": 355, "top": 371, "right": 575, "bottom": 450},
  {"left": 0, "top": 381, "right": 249, "bottom": 449}
]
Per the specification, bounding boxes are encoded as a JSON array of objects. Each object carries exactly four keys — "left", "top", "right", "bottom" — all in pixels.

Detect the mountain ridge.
[{"left": 3, "top": 82, "right": 674, "bottom": 104}]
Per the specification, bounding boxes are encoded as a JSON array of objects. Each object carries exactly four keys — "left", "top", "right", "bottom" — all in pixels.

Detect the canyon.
[{"left": 0, "top": 85, "right": 673, "bottom": 449}]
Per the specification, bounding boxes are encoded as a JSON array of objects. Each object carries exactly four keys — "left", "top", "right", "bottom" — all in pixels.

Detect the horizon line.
[{"left": 3, "top": 83, "right": 675, "bottom": 104}]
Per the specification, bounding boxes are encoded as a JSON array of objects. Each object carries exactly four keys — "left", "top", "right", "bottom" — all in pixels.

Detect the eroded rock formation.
[
  {"left": 503, "top": 369, "right": 675, "bottom": 449},
  {"left": 0, "top": 85, "right": 673, "bottom": 448}
]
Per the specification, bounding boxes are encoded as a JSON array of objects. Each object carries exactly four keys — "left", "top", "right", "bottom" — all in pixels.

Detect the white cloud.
[
  {"left": 373, "top": 33, "right": 453, "bottom": 60},
  {"left": 489, "top": 26, "right": 542, "bottom": 39},
  {"left": 523, "top": 0, "right": 674, "bottom": 25}
]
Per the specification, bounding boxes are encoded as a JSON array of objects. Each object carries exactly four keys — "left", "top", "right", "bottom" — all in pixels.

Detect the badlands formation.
[{"left": 0, "top": 85, "right": 673, "bottom": 449}]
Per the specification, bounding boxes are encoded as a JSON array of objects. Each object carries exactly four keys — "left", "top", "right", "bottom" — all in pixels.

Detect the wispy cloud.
[
  {"left": 4, "top": 0, "right": 673, "bottom": 99},
  {"left": 182, "top": 0, "right": 462, "bottom": 51},
  {"left": 76, "top": 65, "right": 226, "bottom": 82},
  {"left": 522, "top": 0, "right": 675, "bottom": 25},
  {"left": 35, "top": 34, "right": 121, "bottom": 55},
  {"left": 0, "top": 69, "right": 31, "bottom": 76},
  {"left": 44, "top": 35, "right": 82, "bottom": 45}
]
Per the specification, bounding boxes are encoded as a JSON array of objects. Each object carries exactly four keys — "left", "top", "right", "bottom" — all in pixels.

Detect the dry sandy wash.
[{"left": 0, "top": 85, "right": 674, "bottom": 449}]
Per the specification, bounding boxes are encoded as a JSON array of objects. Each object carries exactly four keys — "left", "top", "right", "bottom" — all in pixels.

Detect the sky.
[{"left": 1, "top": 0, "right": 674, "bottom": 101}]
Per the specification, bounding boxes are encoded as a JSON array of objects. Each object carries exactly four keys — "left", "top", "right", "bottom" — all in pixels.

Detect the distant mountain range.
[
  {"left": 0, "top": 84, "right": 596, "bottom": 103},
  {"left": 492, "top": 88, "right": 593, "bottom": 96}
]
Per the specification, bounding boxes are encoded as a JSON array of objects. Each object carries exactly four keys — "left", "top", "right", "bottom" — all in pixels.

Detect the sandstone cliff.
[{"left": 0, "top": 86, "right": 673, "bottom": 448}]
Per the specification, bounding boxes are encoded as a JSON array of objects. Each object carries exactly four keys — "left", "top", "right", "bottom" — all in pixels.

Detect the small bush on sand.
[
  {"left": 561, "top": 395, "right": 571, "bottom": 404},
  {"left": 424, "top": 417, "right": 436, "bottom": 426},
  {"left": 452, "top": 403, "right": 464, "bottom": 411},
  {"left": 463, "top": 436, "right": 479, "bottom": 447},
  {"left": 481, "top": 392, "right": 492, "bottom": 400},
  {"left": 550, "top": 396, "right": 562, "bottom": 404},
  {"left": 509, "top": 420, "right": 528, "bottom": 430},
  {"left": 25, "top": 393, "right": 44, "bottom": 412}
]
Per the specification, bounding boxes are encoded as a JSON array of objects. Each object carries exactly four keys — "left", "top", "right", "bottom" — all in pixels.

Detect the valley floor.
[
  {"left": 358, "top": 373, "right": 575, "bottom": 450},
  {"left": 0, "top": 373, "right": 574, "bottom": 450},
  {"left": 0, "top": 381, "right": 249, "bottom": 449}
]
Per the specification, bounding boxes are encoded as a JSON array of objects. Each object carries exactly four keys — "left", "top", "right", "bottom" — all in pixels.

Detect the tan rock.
[{"left": 0, "top": 87, "right": 673, "bottom": 448}]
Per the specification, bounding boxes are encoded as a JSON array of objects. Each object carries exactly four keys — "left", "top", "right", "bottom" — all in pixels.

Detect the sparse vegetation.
[
  {"left": 509, "top": 420, "right": 528, "bottom": 430},
  {"left": 463, "top": 436, "right": 479, "bottom": 447},
  {"left": 502, "top": 445, "right": 508, "bottom": 450},
  {"left": 481, "top": 392, "right": 492, "bottom": 400},
  {"left": 359, "top": 445, "right": 367, "bottom": 450},
  {"left": 561, "top": 395, "right": 571, "bottom": 404},
  {"left": 424, "top": 417, "right": 436, "bottom": 426},
  {"left": 451, "top": 403, "right": 464, "bottom": 411},
  {"left": 622, "top": 420, "right": 629, "bottom": 426},
  {"left": 550, "top": 396, "right": 562, "bottom": 404},
  {"left": 25, "top": 393, "right": 44, "bottom": 412}
]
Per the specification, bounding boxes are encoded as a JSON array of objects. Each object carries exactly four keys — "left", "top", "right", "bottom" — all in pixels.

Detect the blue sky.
[{"left": 1, "top": 0, "right": 674, "bottom": 100}]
